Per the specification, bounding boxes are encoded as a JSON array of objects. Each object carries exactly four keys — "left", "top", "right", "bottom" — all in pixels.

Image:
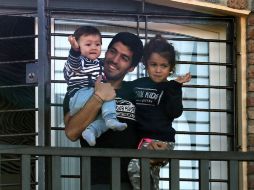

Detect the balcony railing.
[{"left": 0, "top": 144, "right": 254, "bottom": 190}]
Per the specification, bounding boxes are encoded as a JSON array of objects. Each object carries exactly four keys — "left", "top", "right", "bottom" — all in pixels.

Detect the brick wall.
[
  {"left": 227, "top": 0, "right": 248, "bottom": 9},
  {"left": 198, "top": 0, "right": 251, "bottom": 9},
  {"left": 248, "top": 11, "right": 254, "bottom": 190}
]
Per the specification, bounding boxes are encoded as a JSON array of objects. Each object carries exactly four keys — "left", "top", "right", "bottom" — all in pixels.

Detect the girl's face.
[{"left": 146, "top": 52, "right": 171, "bottom": 83}]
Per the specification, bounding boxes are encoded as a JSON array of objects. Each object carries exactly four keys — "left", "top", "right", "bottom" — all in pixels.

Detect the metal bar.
[
  {"left": 176, "top": 131, "right": 234, "bottom": 136},
  {"left": 0, "top": 157, "right": 37, "bottom": 162},
  {"left": 50, "top": 127, "right": 64, "bottom": 131},
  {"left": 111, "top": 157, "right": 121, "bottom": 190},
  {"left": 184, "top": 108, "right": 233, "bottom": 113},
  {"left": 0, "top": 108, "right": 38, "bottom": 113},
  {"left": 136, "top": 15, "right": 140, "bottom": 79},
  {"left": 48, "top": 10, "right": 234, "bottom": 22},
  {"left": 175, "top": 120, "right": 210, "bottom": 124},
  {"left": 0, "top": 147, "right": 253, "bottom": 190},
  {"left": 0, "top": 59, "right": 37, "bottom": 65},
  {"left": 176, "top": 130, "right": 233, "bottom": 136},
  {"left": 0, "top": 84, "right": 37, "bottom": 88},
  {"left": 50, "top": 55, "right": 233, "bottom": 66},
  {"left": 177, "top": 60, "right": 233, "bottom": 66},
  {"left": 231, "top": 18, "right": 237, "bottom": 151},
  {"left": 141, "top": 158, "right": 150, "bottom": 190},
  {"left": 141, "top": 0, "right": 145, "bottom": 13},
  {"left": 199, "top": 160, "right": 209, "bottom": 190},
  {"left": 0, "top": 133, "right": 38, "bottom": 138},
  {"left": 0, "top": 183, "right": 21, "bottom": 187},
  {"left": 170, "top": 159, "right": 179, "bottom": 190},
  {"left": 50, "top": 80, "right": 66, "bottom": 83},
  {"left": 37, "top": 0, "right": 49, "bottom": 147},
  {"left": 49, "top": 81, "right": 234, "bottom": 91},
  {"left": 1, "top": 146, "right": 254, "bottom": 161},
  {"left": 0, "top": 35, "right": 37, "bottom": 40},
  {"left": 52, "top": 156, "right": 61, "bottom": 190},
  {"left": 50, "top": 103, "right": 64, "bottom": 107},
  {"left": 22, "top": 155, "right": 31, "bottom": 190},
  {"left": 61, "top": 175, "right": 80, "bottom": 178},
  {"left": 0, "top": 11, "right": 36, "bottom": 17},
  {"left": 0, "top": 154, "right": 1, "bottom": 188},
  {"left": 0, "top": 183, "right": 38, "bottom": 188},
  {"left": 0, "top": 1, "right": 37, "bottom": 10},
  {"left": 81, "top": 157, "right": 91, "bottom": 190},
  {"left": 175, "top": 143, "right": 209, "bottom": 148},
  {"left": 169, "top": 177, "right": 228, "bottom": 183},
  {"left": 183, "top": 85, "right": 233, "bottom": 90},
  {"left": 229, "top": 160, "right": 239, "bottom": 190},
  {"left": 37, "top": 0, "right": 50, "bottom": 189}
]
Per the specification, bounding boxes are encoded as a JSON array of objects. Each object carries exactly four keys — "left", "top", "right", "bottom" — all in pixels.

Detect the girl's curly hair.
[{"left": 143, "top": 34, "right": 176, "bottom": 74}]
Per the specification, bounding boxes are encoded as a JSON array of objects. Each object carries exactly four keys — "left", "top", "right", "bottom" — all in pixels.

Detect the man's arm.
[
  {"left": 64, "top": 95, "right": 103, "bottom": 141},
  {"left": 64, "top": 76, "right": 116, "bottom": 141}
]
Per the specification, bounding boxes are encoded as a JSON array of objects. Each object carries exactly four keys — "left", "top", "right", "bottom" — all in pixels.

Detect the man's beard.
[
  {"left": 105, "top": 72, "right": 123, "bottom": 81},
  {"left": 104, "top": 61, "right": 121, "bottom": 81}
]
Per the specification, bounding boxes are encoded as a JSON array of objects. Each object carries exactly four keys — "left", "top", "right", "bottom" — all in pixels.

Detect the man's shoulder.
[
  {"left": 116, "top": 81, "right": 134, "bottom": 101},
  {"left": 122, "top": 77, "right": 150, "bottom": 86},
  {"left": 119, "top": 80, "right": 133, "bottom": 90}
]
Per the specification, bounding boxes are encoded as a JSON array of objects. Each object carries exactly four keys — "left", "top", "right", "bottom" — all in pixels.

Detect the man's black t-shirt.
[{"left": 63, "top": 81, "right": 139, "bottom": 185}]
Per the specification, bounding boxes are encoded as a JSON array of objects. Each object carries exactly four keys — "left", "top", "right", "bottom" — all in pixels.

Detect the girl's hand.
[
  {"left": 147, "top": 141, "right": 168, "bottom": 150},
  {"left": 68, "top": 35, "right": 80, "bottom": 52},
  {"left": 175, "top": 72, "right": 191, "bottom": 84},
  {"left": 147, "top": 141, "right": 169, "bottom": 165}
]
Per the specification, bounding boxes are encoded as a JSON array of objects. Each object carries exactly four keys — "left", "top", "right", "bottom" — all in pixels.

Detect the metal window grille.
[{"left": 0, "top": 1, "right": 236, "bottom": 189}]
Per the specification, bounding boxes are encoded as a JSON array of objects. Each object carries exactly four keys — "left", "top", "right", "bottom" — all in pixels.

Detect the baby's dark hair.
[
  {"left": 108, "top": 32, "right": 143, "bottom": 67},
  {"left": 143, "top": 34, "right": 176, "bottom": 73},
  {"left": 73, "top": 26, "right": 102, "bottom": 43}
]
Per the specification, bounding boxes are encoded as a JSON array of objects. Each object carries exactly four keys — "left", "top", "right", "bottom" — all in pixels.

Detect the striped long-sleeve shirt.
[{"left": 63, "top": 48, "right": 105, "bottom": 97}]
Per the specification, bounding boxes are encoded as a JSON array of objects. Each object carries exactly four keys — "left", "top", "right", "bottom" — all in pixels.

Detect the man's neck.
[{"left": 109, "top": 80, "right": 123, "bottom": 89}]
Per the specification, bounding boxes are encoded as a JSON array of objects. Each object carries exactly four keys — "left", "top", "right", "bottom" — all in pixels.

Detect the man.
[
  {"left": 63, "top": 32, "right": 143, "bottom": 189},
  {"left": 63, "top": 32, "right": 167, "bottom": 189}
]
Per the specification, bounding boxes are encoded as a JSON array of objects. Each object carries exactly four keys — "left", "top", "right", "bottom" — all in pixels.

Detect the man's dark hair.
[
  {"left": 73, "top": 26, "right": 102, "bottom": 43},
  {"left": 108, "top": 32, "right": 143, "bottom": 67}
]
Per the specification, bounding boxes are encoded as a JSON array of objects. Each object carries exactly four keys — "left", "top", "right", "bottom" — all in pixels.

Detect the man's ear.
[{"left": 128, "top": 66, "right": 135, "bottom": 72}]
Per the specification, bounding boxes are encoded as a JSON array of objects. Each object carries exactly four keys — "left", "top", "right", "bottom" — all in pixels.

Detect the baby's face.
[{"left": 78, "top": 34, "right": 102, "bottom": 61}]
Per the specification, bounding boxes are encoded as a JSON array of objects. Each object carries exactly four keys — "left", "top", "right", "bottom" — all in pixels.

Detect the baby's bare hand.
[{"left": 68, "top": 35, "right": 80, "bottom": 51}]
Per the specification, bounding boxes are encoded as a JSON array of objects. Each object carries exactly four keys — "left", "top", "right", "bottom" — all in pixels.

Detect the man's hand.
[{"left": 94, "top": 75, "right": 116, "bottom": 101}]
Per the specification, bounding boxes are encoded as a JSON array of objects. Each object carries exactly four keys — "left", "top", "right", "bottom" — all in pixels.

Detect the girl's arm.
[
  {"left": 163, "top": 80, "right": 183, "bottom": 118},
  {"left": 163, "top": 72, "right": 191, "bottom": 118}
]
